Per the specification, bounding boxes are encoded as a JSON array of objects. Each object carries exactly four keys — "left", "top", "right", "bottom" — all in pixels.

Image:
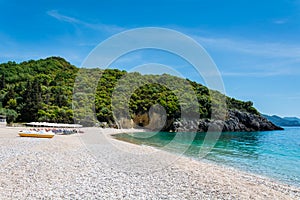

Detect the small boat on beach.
[{"left": 18, "top": 129, "right": 55, "bottom": 138}]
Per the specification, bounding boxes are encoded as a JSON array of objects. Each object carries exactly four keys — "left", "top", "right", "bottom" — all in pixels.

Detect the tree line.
[{"left": 0, "top": 57, "right": 259, "bottom": 125}]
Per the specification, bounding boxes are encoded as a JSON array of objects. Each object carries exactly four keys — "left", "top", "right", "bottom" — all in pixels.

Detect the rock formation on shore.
[{"left": 172, "top": 110, "right": 283, "bottom": 132}]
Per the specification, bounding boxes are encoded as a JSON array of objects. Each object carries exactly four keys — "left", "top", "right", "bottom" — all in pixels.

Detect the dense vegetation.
[{"left": 0, "top": 57, "right": 259, "bottom": 126}]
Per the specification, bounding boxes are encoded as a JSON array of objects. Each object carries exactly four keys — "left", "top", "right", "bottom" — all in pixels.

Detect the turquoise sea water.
[{"left": 114, "top": 127, "right": 300, "bottom": 187}]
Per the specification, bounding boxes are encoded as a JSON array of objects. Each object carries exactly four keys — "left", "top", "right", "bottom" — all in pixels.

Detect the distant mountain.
[
  {"left": 262, "top": 114, "right": 300, "bottom": 127},
  {"left": 283, "top": 117, "right": 300, "bottom": 123}
]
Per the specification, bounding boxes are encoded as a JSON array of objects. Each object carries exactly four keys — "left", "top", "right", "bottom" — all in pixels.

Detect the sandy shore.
[{"left": 0, "top": 127, "right": 299, "bottom": 199}]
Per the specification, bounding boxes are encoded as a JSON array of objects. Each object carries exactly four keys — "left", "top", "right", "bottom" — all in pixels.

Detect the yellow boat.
[{"left": 18, "top": 130, "right": 55, "bottom": 138}]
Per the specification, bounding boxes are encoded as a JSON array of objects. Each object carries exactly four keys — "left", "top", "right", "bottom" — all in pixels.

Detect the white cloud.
[
  {"left": 220, "top": 57, "right": 300, "bottom": 77},
  {"left": 273, "top": 19, "right": 288, "bottom": 24},
  {"left": 178, "top": 30, "right": 300, "bottom": 78},
  {"left": 221, "top": 70, "right": 291, "bottom": 77},
  {"left": 194, "top": 35, "right": 300, "bottom": 59},
  {"left": 47, "top": 10, "right": 80, "bottom": 24},
  {"left": 47, "top": 10, "right": 124, "bottom": 34}
]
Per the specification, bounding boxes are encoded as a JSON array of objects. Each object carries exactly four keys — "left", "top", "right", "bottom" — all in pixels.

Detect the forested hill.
[
  {"left": 0, "top": 57, "right": 78, "bottom": 123},
  {"left": 0, "top": 57, "right": 260, "bottom": 128}
]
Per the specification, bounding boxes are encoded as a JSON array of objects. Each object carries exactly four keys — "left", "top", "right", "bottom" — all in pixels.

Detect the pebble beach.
[{"left": 0, "top": 127, "right": 299, "bottom": 199}]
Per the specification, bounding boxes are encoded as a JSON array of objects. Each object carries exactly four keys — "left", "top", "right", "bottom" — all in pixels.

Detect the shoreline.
[
  {"left": 0, "top": 127, "right": 299, "bottom": 199},
  {"left": 110, "top": 128, "right": 300, "bottom": 187}
]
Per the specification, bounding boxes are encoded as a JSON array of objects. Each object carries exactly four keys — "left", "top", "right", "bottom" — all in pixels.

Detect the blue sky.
[{"left": 0, "top": 0, "right": 300, "bottom": 117}]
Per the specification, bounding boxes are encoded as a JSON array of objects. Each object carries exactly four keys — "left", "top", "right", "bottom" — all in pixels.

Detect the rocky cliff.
[{"left": 172, "top": 110, "right": 283, "bottom": 132}]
